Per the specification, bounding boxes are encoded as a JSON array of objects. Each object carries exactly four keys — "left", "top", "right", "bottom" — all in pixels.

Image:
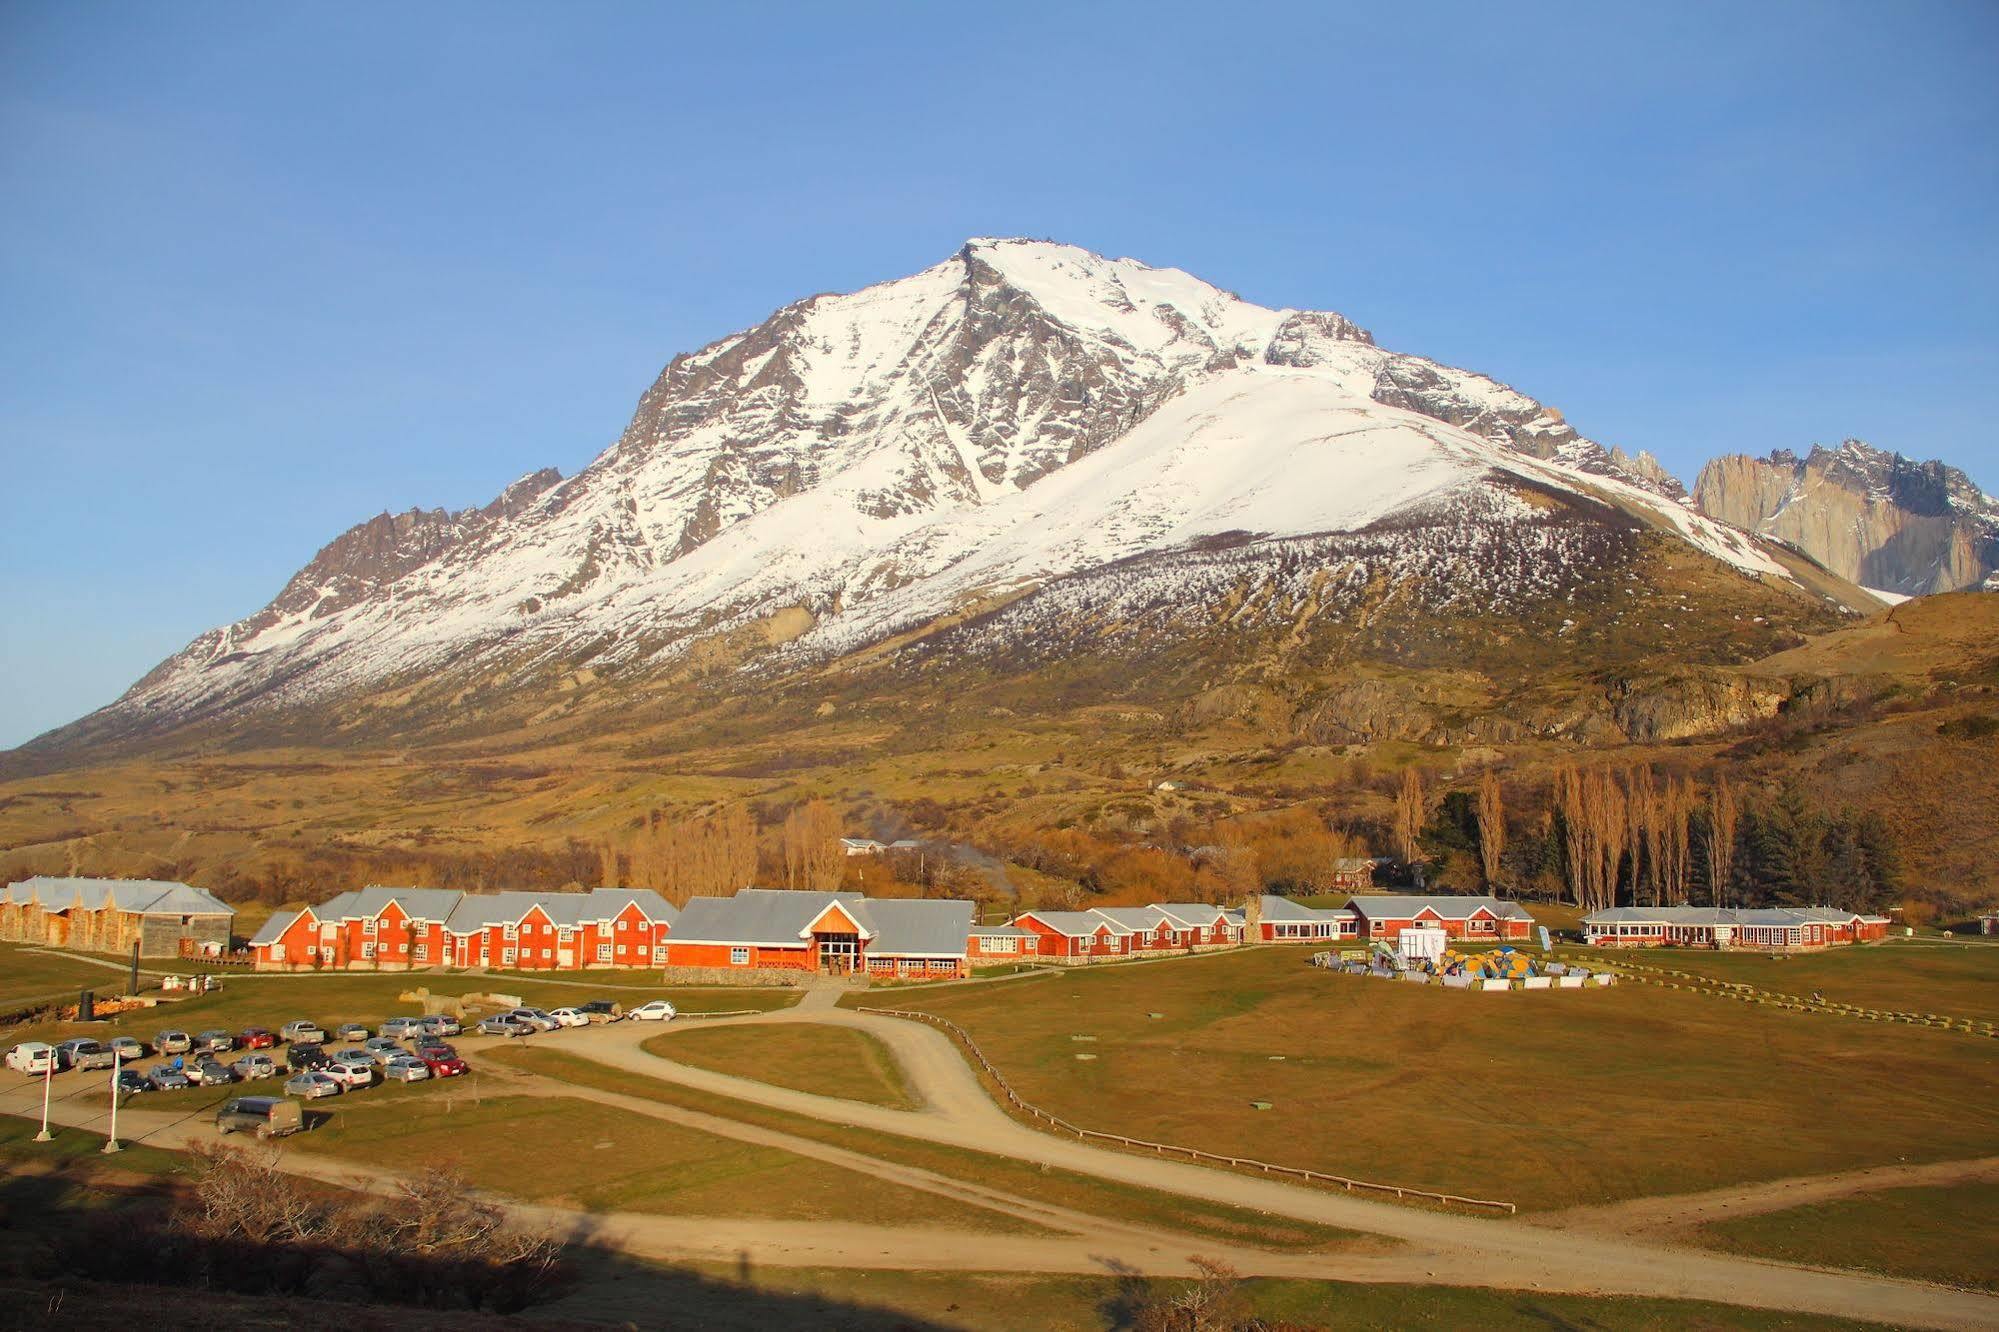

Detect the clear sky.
[{"left": 2, "top": 2, "right": 1994, "bottom": 748}]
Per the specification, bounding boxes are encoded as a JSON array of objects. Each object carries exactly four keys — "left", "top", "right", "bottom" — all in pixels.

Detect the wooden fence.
[{"left": 859, "top": 1005, "right": 1517, "bottom": 1215}]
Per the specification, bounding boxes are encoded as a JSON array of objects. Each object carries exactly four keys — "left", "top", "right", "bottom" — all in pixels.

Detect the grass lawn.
[
  {"left": 853, "top": 948, "right": 1999, "bottom": 1211},
  {"left": 288, "top": 1090, "right": 1046, "bottom": 1233},
  {"left": 490, "top": 1046, "right": 1365, "bottom": 1254},
  {"left": 1697, "top": 1179, "right": 1999, "bottom": 1292},
  {"left": 0, "top": 943, "right": 134, "bottom": 1011},
  {"left": 1, "top": 970, "right": 793, "bottom": 1051},
  {"left": 647, "top": 1023, "right": 920, "bottom": 1110},
  {"left": 1583, "top": 941, "right": 1999, "bottom": 1024},
  {"left": 549, "top": 1259, "right": 1884, "bottom": 1331}
]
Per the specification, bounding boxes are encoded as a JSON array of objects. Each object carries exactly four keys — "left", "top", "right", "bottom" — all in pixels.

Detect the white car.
[
  {"left": 546, "top": 1007, "right": 590, "bottom": 1028},
  {"left": 627, "top": 1000, "right": 677, "bottom": 1023},
  {"left": 5, "top": 1042, "right": 58, "bottom": 1074},
  {"left": 325, "top": 1058, "right": 376, "bottom": 1089}
]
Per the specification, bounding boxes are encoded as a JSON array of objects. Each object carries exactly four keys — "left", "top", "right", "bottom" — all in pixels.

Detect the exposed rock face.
[{"left": 1693, "top": 441, "right": 1999, "bottom": 596}]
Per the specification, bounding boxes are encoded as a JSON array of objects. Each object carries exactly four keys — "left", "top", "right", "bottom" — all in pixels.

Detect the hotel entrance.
[{"left": 816, "top": 932, "right": 860, "bottom": 974}]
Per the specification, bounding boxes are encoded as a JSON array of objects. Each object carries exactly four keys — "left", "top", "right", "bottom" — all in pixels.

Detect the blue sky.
[{"left": 2, "top": 2, "right": 1995, "bottom": 748}]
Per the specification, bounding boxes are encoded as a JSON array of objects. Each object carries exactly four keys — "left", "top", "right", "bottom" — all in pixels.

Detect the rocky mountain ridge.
[
  {"left": 32, "top": 239, "right": 1869, "bottom": 754},
  {"left": 1693, "top": 441, "right": 1998, "bottom": 597}
]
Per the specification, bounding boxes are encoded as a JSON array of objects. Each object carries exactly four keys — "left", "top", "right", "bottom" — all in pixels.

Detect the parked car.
[
  {"left": 5, "top": 1043, "right": 57, "bottom": 1075},
  {"left": 415, "top": 1048, "right": 468, "bottom": 1077},
  {"left": 361, "top": 1037, "right": 405, "bottom": 1063},
  {"left": 506, "top": 1008, "right": 559, "bottom": 1032},
  {"left": 379, "top": 1017, "right": 426, "bottom": 1040},
  {"left": 286, "top": 1043, "right": 331, "bottom": 1072},
  {"left": 329, "top": 1046, "right": 375, "bottom": 1065},
  {"left": 237, "top": 1027, "right": 277, "bottom": 1050},
  {"left": 578, "top": 1000, "right": 623, "bottom": 1023},
  {"left": 325, "top": 1058, "right": 375, "bottom": 1089},
  {"left": 55, "top": 1039, "right": 116, "bottom": 1072},
  {"left": 230, "top": 1053, "right": 279, "bottom": 1080},
  {"left": 382, "top": 1056, "right": 431, "bottom": 1083},
  {"left": 284, "top": 1071, "right": 342, "bottom": 1099},
  {"left": 280, "top": 1020, "right": 326, "bottom": 1045},
  {"left": 335, "top": 1023, "right": 371, "bottom": 1043},
  {"left": 546, "top": 1007, "right": 590, "bottom": 1029},
  {"left": 113, "top": 1068, "right": 150, "bottom": 1096},
  {"left": 154, "top": 1031, "right": 193, "bottom": 1056},
  {"left": 194, "top": 1030, "right": 235, "bottom": 1054},
  {"left": 189, "top": 1059, "right": 238, "bottom": 1086},
  {"left": 147, "top": 1065, "right": 193, "bottom": 1091},
  {"left": 106, "top": 1036, "right": 147, "bottom": 1061},
  {"left": 418, "top": 1015, "right": 462, "bottom": 1037},
  {"left": 476, "top": 1015, "right": 532, "bottom": 1038},
  {"left": 628, "top": 1000, "right": 678, "bottom": 1022},
  {"left": 215, "top": 1095, "right": 304, "bottom": 1139}
]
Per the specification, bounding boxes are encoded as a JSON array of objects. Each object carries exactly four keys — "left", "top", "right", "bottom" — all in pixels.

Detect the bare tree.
[
  {"left": 1134, "top": 1255, "right": 1250, "bottom": 1332},
  {"left": 1394, "top": 767, "right": 1427, "bottom": 871},
  {"left": 1557, "top": 765, "right": 1589, "bottom": 908},
  {"left": 1706, "top": 774, "right": 1739, "bottom": 908},
  {"left": 1475, "top": 768, "right": 1506, "bottom": 893}
]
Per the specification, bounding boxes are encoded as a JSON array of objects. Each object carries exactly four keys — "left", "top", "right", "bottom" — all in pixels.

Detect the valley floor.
[{"left": 5, "top": 950, "right": 1997, "bottom": 1330}]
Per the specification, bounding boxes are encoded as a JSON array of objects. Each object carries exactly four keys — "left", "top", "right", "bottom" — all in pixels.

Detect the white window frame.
[
  {"left": 270, "top": 944, "right": 286, "bottom": 962},
  {"left": 596, "top": 943, "right": 612, "bottom": 962},
  {"left": 413, "top": 944, "right": 428, "bottom": 961},
  {"left": 501, "top": 948, "right": 517, "bottom": 965},
  {"left": 729, "top": 946, "right": 750, "bottom": 965},
  {"left": 359, "top": 942, "right": 376, "bottom": 959},
  {"left": 362, "top": 917, "right": 377, "bottom": 934},
  {"left": 503, "top": 923, "right": 518, "bottom": 940}
]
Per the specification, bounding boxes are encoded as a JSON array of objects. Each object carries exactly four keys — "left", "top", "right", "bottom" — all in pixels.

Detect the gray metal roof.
[
  {"left": 3, "top": 876, "right": 233, "bottom": 918},
  {"left": 1583, "top": 905, "right": 1876, "bottom": 927},
  {"left": 1090, "top": 906, "right": 1175, "bottom": 931},
  {"left": 1151, "top": 902, "right": 1230, "bottom": 928},
  {"left": 1015, "top": 909, "right": 1133, "bottom": 937},
  {"left": 1256, "top": 894, "right": 1350, "bottom": 923},
  {"left": 667, "top": 889, "right": 870, "bottom": 947},
  {"left": 1344, "top": 894, "right": 1535, "bottom": 922},
  {"left": 859, "top": 898, "right": 975, "bottom": 958}
]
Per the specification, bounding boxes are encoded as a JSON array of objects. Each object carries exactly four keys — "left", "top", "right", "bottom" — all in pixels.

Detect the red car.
[
  {"left": 237, "top": 1028, "right": 277, "bottom": 1049},
  {"left": 417, "top": 1049, "right": 468, "bottom": 1077}
]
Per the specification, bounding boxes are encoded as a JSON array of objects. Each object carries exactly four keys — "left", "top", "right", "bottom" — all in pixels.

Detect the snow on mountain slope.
[{"left": 61, "top": 239, "right": 1819, "bottom": 743}]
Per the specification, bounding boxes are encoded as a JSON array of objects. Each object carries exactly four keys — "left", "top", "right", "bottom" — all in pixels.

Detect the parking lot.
[{"left": 2, "top": 997, "right": 675, "bottom": 1130}]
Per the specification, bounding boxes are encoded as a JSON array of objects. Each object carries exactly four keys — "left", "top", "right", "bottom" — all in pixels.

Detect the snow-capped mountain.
[
  {"left": 54, "top": 239, "right": 1844, "bottom": 748},
  {"left": 1694, "top": 441, "right": 1999, "bottom": 598}
]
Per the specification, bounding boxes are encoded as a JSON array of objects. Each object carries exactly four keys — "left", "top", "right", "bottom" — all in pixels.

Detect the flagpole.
[
  {"left": 104, "top": 1049, "right": 123, "bottom": 1154},
  {"left": 34, "top": 1051, "right": 54, "bottom": 1141}
]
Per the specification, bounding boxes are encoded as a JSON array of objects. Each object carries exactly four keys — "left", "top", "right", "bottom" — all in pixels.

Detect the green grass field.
[
  {"left": 1583, "top": 941, "right": 1999, "bottom": 1024},
  {"left": 0, "top": 943, "right": 135, "bottom": 1011},
  {"left": 286, "top": 1090, "right": 1046, "bottom": 1233},
  {"left": 1698, "top": 1179, "right": 1999, "bottom": 1293},
  {"left": 647, "top": 1023, "right": 920, "bottom": 1110},
  {"left": 488, "top": 1046, "right": 1366, "bottom": 1254},
  {"left": 855, "top": 947, "right": 1999, "bottom": 1210}
]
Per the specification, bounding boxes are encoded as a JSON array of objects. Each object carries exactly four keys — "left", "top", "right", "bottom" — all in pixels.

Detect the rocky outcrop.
[
  {"left": 1693, "top": 441, "right": 1999, "bottom": 596},
  {"left": 1605, "top": 671, "right": 1793, "bottom": 742}
]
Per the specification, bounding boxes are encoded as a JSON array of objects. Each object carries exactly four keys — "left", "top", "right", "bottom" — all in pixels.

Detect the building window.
[
  {"left": 414, "top": 945, "right": 428, "bottom": 960},
  {"left": 540, "top": 949, "right": 552, "bottom": 960},
  {"left": 503, "top": 924, "right": 518, "bottom": 940},
  {"left": 270, "top": 944, "right": 286, "bottom": 962},
  {"left": 362, "top": 918, "right": 376, "bottom": 934},
  {"left": 360, "top": 942, "right": 376, "bottom": 959},
  {"left": 730, "top": 947, "right": 749, "bottom": 965},
  {"left": 499, "top": 948, "right": 516, "bottom": 965}
]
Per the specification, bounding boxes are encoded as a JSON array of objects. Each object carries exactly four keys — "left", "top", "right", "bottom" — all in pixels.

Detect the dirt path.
[
  {"left": 10, "top": 1017, "right": 1999, "bottom": 1331},
  {"left": 539, "top": 1009, "right": 1999, "bottom": 1331},
  {"left": 1538, "top": 1155, "right": 1999, "bottom": 1238}
]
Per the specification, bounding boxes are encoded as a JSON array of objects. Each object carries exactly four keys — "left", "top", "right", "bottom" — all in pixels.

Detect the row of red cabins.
[{"left": 248, "top": 887, "right": 1537, "bottom": 979}]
